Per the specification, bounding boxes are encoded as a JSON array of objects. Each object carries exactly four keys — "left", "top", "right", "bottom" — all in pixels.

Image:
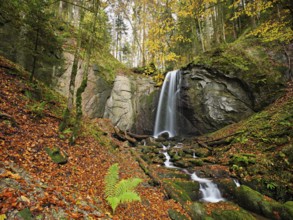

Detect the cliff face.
[
  {"left": 178, "top": 66, "right": 255, "bottom": 136},
  {"left": 52, "top": 52, "right": 286, "bottom": 136},
  {"left": 53, "top": 52, "right": 157, "bottom": 134}
]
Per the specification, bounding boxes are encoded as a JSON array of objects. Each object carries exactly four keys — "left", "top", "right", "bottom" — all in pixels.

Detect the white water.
[
  {"left": 153, "top": 70, "right": 181, "bottom": 138},
  {"left": 233, "top": 179, "right": 241, "bottom": 187},
  {"left": 161, "top": 145, "right": 225, "bottom": 203},
  {"left": 162, "top": 144, "right": 177, "bottom": 168},
  {"left": 191, "top": 173, "right": 225, "bottom": 203}
]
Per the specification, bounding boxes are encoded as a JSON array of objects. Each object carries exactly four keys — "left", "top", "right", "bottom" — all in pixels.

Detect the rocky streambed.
[{"left": 133, "top": 140, "right": 293, "bottom": 220}]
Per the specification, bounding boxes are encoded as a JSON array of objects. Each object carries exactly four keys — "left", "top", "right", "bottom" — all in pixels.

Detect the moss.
[
  {"left": 163, "top": 179, "right": 200, "bottom": 205},
  {"left": 18, "top": 208, "right": 33, "bottom": 220},
  {"left": 229, "top": 154, "right": 256, "bottom": 167},
  {"left": 184, "top": 202, "right": 209, "bottom": 220},
  {"left": 168, "top": 209, "right": 189, "bottom": 220},
  {"left": 45, "top": 147, "right": 68, "bottom": 164},
  {"left": 212, "top": 209, "right": 255, "bottom": 220},
  {"left": 234, "top": 185, "right": 292, "bottom": 219}
]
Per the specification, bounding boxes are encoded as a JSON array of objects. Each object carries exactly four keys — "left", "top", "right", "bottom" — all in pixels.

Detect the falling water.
[
  {"left": 233, "top": 179, "right": 241, "bottom": 187},
  {"left": 162, "top": 144, "right": 176, "bottom": 168},
  {"left": 153, "top": 70, "right": 181, "bottom": 138},
  {"left": 191, "top": 173, "right": 225, "bottom": 203}
]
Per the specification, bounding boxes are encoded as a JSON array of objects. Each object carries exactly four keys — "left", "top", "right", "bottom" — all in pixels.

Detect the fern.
[
  {"left": 104, "top": 163, "right": 142, "bottom": 214},
  {"left": 105, "top": 163, "right": 119, "bottom": 198}
]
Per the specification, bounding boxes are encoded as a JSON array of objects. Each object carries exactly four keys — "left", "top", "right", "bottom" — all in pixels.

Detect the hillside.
[{"left": 0, "top": 56, "right": 187, "bottom": 219}]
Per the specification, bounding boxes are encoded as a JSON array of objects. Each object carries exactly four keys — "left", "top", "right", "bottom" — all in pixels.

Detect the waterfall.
[
  {"left": 154, "top": 70, "right": 181, "bottom": 138},
  {"left": 191, "top": 173, "right": 225, "bottom": 203}
]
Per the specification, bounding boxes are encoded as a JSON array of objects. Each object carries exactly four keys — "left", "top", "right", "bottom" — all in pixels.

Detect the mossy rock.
[
  {"left": 168, "top": 209, "right": 189, "bottom": 220},
  {"left": 18, "top": 208, "right": 33, "bottom": 220},
  {"left": 193, "top": 148, "right": 210, "bottom": 157},
  {"left": 141, "top": 146, "right": 156, "bottom": 154},
  {"left": 211, "top": 209, "right": 255, "bottom": 220},
  {"left": 173, "top": 160, "right": 192, "bottom": 168},
  {"left": 45, "top": 147, "right": 68, "bottom": 164},
  {"left": 163, "top": 179, "right": 200, "bottom": 205},
  {"left": 216, "top": 178, "right": 238, "bottom": 200},
  {"left": 281, "top": 201, "right": 293, "bottom": 219},
  {"left": 158, "top": 171, "right": 190, "bottom": 180},
  {"left": 235, "top": 185, "right": 290, "bottom": 219},
  {"left": 229, "top": 154, "right": 256, "bottom": 167},
  {"left": 191, "top": 159, "right": 204, "bottom": 166},
  {"left": 184, "top": 202, "right": 209, "bottom": 220}
]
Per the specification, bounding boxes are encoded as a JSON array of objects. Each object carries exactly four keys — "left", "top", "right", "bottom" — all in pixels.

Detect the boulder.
[
  {"left": 211, "top": 209, "right": 255, "bottom": 220},
  {"left": 234, "top": 185, "right": 293, "bottom": 219}
]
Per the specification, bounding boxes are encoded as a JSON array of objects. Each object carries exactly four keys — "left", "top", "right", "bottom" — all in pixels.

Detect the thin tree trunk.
[
  {"left": 197, "top": 18, "right": 205, "bottom": 52},
  {"left": 30, "top": 28, "right": 40, "bottom": 81}
]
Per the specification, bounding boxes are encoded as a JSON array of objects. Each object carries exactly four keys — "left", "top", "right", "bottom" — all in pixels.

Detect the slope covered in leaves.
[{"left": 0, "top": 56, "right": 187, "bottom": 219}]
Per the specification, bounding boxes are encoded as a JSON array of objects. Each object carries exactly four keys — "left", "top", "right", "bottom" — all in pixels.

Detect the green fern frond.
[
  {"left": 104, "top": 163, "right": 142, "bottom": 214},
  {"left": 114, "top": 178, "right": 142, "bottom": 197},
  {"left": 118, "top": 192, "right": 141, "bottom": 204},
  {"left": 105, "top": 163, "right": 119, "bottom": 197},
  {"left": 106, "top": 197, "right": 120, "bottom": 213}
]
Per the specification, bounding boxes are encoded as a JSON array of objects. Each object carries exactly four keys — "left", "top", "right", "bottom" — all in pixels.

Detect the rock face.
[
  {"left": 104, "top": 75, "right": 156, "bottom": 132},
  {"left": 178, "top": 66, "right": 256, "bottom": 135},
  {"left": 53, "top": 53, "right": 157, "bottom": 133},
  {"left": 53, "top": 52, "right": 113, "bottom": 118}
]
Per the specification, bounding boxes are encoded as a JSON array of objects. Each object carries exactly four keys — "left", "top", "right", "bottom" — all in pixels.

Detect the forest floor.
[{"left": 0, "top": 56, "right": 188, "bottom": 219}]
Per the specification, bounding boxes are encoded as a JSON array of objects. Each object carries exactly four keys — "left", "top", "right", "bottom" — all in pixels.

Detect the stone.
[
  {"left": 168, "top": 209, "right": 189, "bottom": 220},
  {"left": 185, "top": 202, "right": 208, "bottom": 220},
  {"left": 45, "top": 147, "right": 68, "bottom": 165},
  {"left": 163, "top": 179, "right": 200, "bottom": 205},
  {"left": 178, "top": 67, "right": 255, "bottom": 135},
  {"left": 234, "top": 185, "right": 291, "bottom": 219},
  {"left": 211, "top": 209, "right": 255, "bottom": 220}
]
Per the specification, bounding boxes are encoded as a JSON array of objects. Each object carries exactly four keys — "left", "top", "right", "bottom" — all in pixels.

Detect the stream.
[{"left": 161, "top": 143, "right": 226, "bottom": 203}]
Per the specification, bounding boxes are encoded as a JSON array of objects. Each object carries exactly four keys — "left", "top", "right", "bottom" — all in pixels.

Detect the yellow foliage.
[
  {"left": 0, "top": 214, "right": 7, "bottom": 220},
  {"left": 248, "top": 20, "right": 293, "bottom": 43},
  {"left": 153, "top": 72, "right": 165, "bottom": 87}
]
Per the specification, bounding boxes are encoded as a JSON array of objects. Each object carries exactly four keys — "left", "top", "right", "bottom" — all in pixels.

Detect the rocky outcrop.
[
  {"left": 104, "top": 75, "right": 156, "bottom": 132},
  {"left": 53, "top": 52, "right": 157, "bottom": 133},
  {"left": 177, "top": 64, "right": 285, "bottom": 136},
  {"left": 53, "top": 52, "right": 113, "bottom": 118}
]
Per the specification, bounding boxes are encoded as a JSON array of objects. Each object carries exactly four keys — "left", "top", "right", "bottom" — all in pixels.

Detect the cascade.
[
  {"left": 191, "top": 173, "right": 225, "bottom": 203},
  {"left": 161, "top": 144, "right": 225, "bottom": 203},
  {"left": 153, "top": 70, "right": 181, "bottom": 138}
]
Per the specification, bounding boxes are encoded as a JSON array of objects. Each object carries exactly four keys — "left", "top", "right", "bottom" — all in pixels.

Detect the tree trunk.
[{"left": 30, "top": 28, "right": 40, "bottom": 81}]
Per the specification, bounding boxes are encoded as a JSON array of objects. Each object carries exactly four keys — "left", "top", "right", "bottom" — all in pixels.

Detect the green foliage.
[
  {"left": 104, "top": 163, "right": 142, "bottom": 214},
  {"left": 27, "top": 101, "right": 46, "bottom": 118},
  {"left": 230, "top": 154, "right": 256, "bottom": 167},
  {"left": 266, "top": 182, "right": 277, "bottom": 191}
]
